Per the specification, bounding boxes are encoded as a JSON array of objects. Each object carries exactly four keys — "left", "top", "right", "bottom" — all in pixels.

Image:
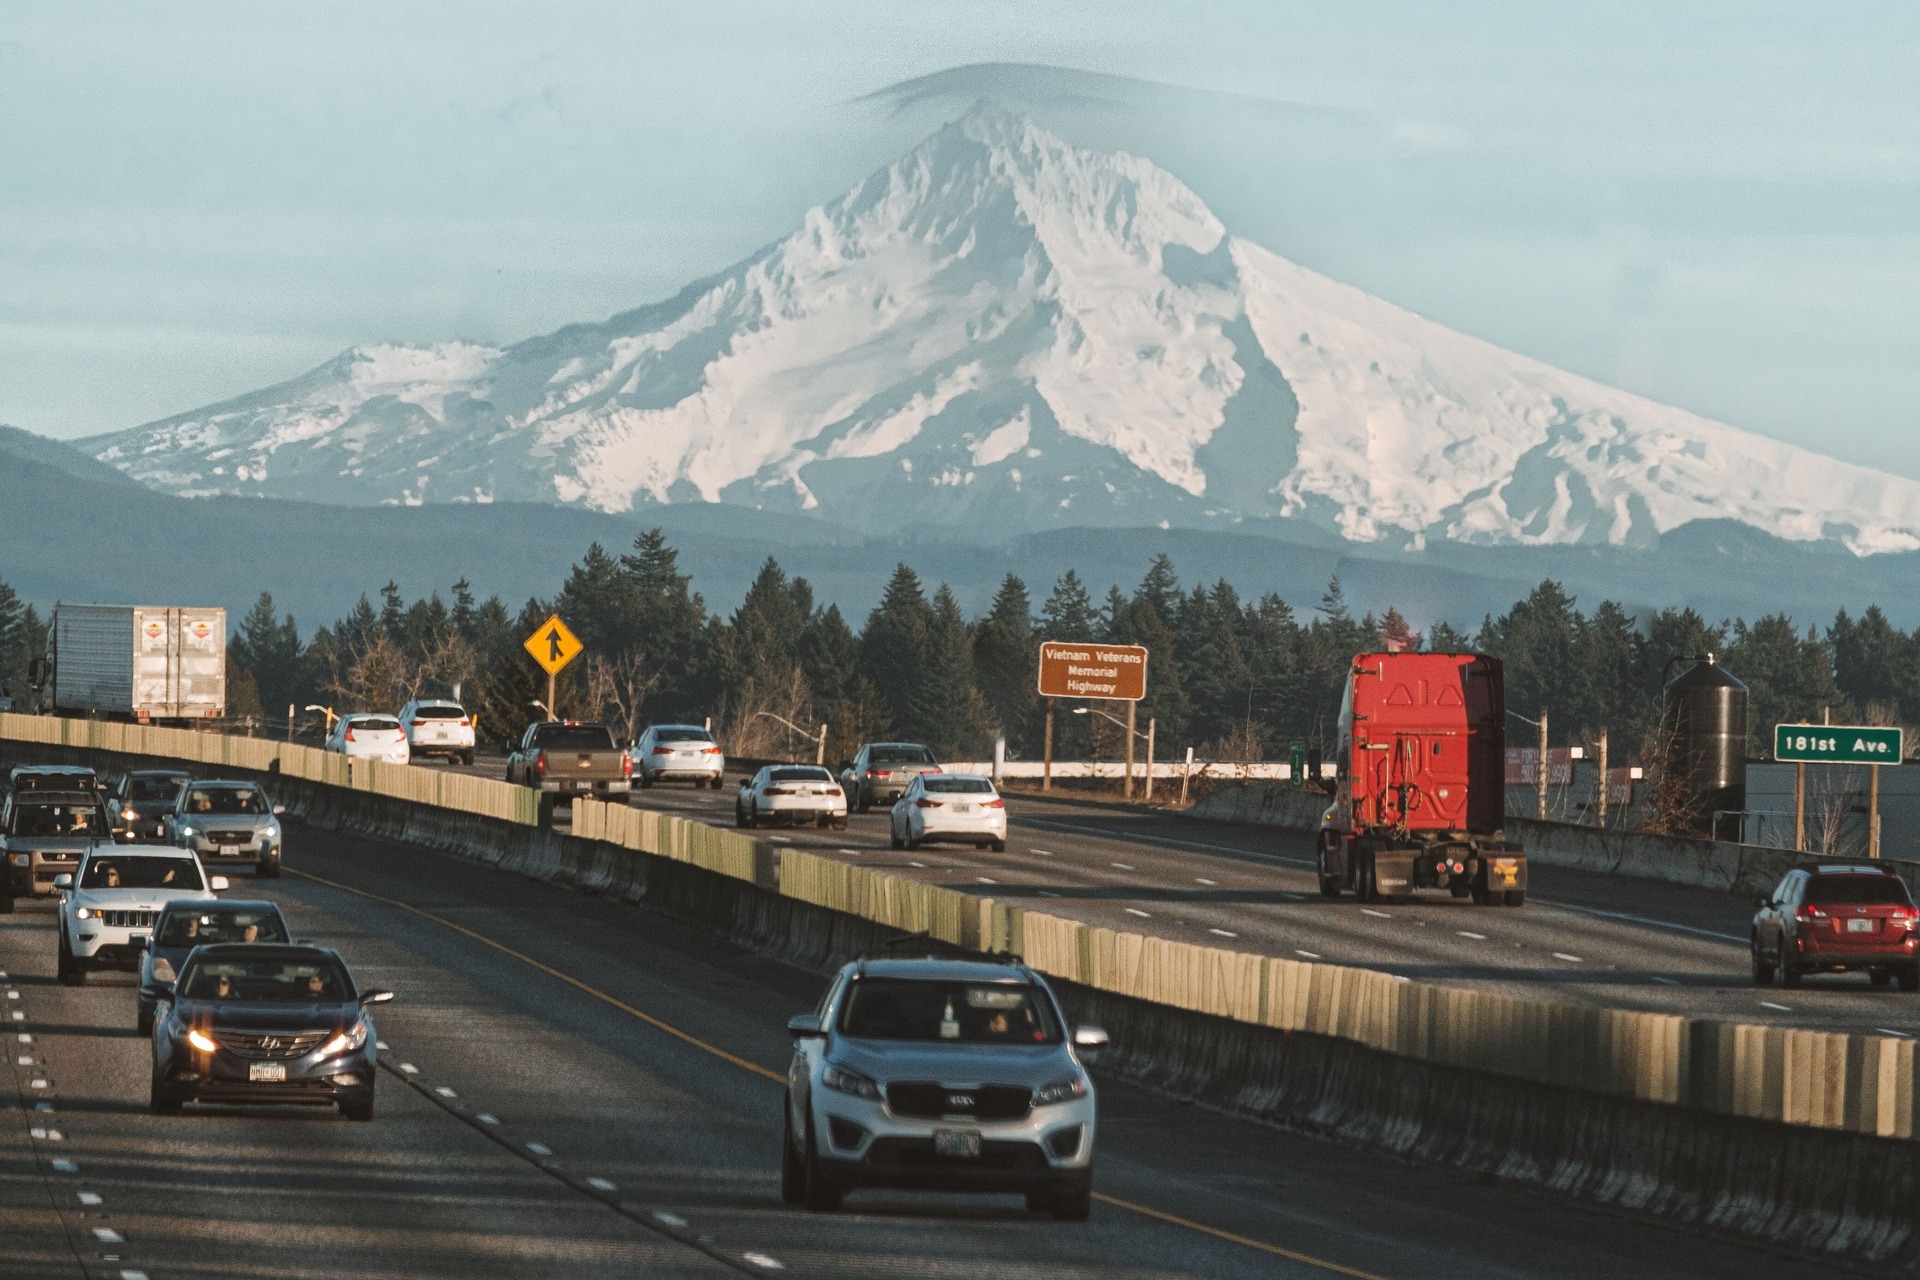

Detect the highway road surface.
[{"left": 1, "top": 822, "right": 1827, "bottom": 1280}]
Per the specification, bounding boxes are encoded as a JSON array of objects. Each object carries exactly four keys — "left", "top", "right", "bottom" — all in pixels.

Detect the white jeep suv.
[{"left": 56, "top": 847, "right": 227, "bottom": 985}]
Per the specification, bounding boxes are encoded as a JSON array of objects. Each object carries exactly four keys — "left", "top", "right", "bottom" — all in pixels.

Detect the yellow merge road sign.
[{"left": 524, "top": 614, "right": 583, "bottom": 676}]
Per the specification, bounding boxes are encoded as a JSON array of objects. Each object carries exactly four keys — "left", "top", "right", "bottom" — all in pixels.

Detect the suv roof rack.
[{"left": 9, "top": 766, "right": 103, "bottom": 791}]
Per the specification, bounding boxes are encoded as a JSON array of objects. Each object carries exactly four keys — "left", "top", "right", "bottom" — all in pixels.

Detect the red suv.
[{"left": 1752, "top": 863, "right": 1920, "bottom": 990}]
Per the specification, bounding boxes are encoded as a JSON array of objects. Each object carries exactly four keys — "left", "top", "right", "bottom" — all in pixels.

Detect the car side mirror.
[
  {"left": 739, "top": 778, "right": 753, "bottom": 788},
  {"left": 141, "top": 981, "right": 173, "bottom": 1000},
  {"left": 208, "top": 875, "right": 229, "bottom": 891},
  {"left": 1072, "top": 1024, "right": 1109, "bottom": 1057},
  {"left": 360, "top": 989, "right": 395, "bottom": 1005},
  {"left": 787, "top": 1012, "right": 824, "bottom": 1038},
  {"left": 839, "top": 762, "right": 853, "bottom": 774},
  {"left": 52, "top": 873, "right": 72, "bottom": 889}
]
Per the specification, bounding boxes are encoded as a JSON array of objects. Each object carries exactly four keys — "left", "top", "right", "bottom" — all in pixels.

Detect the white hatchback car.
[
  {"left": 56, "top": 846, "right": 227, "bottom": 984},
  {"left": 399, "top": 699, "right": 475, "bottom": 765},
  {"left": 737, "top": 765, "right": 847, "bottom": 830},
  {"left": 634, "top": 724, "right": 726, "bottom": 789},
  {"left": 325, "top": 714, "right": 410, "bottom": 764},
  {"left": 891, "top": 775, "right": 1008, "bottom": 851}
]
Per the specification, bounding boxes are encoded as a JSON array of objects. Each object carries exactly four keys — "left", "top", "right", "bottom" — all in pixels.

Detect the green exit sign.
[{"left": 1774, "top": 725, "right": 1905, "bottom": 764}]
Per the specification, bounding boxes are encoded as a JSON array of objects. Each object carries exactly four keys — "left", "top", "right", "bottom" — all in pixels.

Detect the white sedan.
[
  {"left": 890, "top": 774, "right": 1008, "bottom": 851},
  {"left": 325, "top": 714, "right": 410, "bottom": 764},
  {"left": 736, "top": 766, "right": 847, "bottom": 830},
  {"left": 56, "top": 846, "right": 228, "bottom": 984}
]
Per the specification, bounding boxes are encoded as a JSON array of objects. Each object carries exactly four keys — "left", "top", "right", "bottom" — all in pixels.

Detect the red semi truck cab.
[{"left": 1317, "top": 652, "right": 1528, "bottom": 906}]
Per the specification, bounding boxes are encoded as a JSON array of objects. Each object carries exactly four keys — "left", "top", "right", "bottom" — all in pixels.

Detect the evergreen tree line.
[{"left": 2, "top": 535, "right": 1913, "bottom": 763}]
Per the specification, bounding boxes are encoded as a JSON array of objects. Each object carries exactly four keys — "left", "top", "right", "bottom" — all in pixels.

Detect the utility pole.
[
  {"left": 286, "top": 703, "right": 295, "bottom": 744},
  {"left": 1124, "top": 700, "right": 1137, "bottom": 799},
  {"left": 815, "top": 722, "right": 827, "bottom": 766},
  {"left": 1596, "top": 729, "right": 1608, "bottom": 827},
  {"left": 1042, "top": 698, "right": 1055, "bottom": 792},
  {"left": 1180, "top": 745, "right": 1194, "bottom": 806},
  {"left": 1143, "top": 717, "right": 1157, "bottom": 802},
  {"left": 1537, "top": 708, "right": 1549, "bottom": 821}
]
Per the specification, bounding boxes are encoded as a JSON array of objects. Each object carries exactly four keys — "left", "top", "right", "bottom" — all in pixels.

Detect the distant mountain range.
[{"left": 80, "top": 105, "right": 1920, "bottom": 561}]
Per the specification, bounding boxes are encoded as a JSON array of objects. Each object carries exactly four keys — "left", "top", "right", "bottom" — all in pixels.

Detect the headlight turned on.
[
  {"left": 74, "top": 907, "right": 93, "bottom": 920},
  {"left": 822, "top": 1062, "right": 882, "bottom": 1100},
  {"left": 186, "top": 1028, "right": 219, "bottom": 1053},
  {"left": 1033, "top": 1075, "right": 1089, "bottom": 1106},
  {"left": 319, "top": 1018, "right": 370, "bottom": 1059}
]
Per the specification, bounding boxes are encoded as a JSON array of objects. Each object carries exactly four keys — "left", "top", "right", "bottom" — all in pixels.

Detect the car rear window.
[
  {"left": 770, "top": 767, "right": 833, "bottom": 783},
  {"left": 924, "top": 777, "right": 994, "bottom": 794},
  {"left": 1805, "top": 874, "right": 1913, "bottom": 906},
  {"left": 533, "top": 724, "right": 617, "bottom": 750},
  {"left": 350, "top": 717, "right": 402, "bottom": 732},
  {"left": 179, "top": 957, "right": 351, "bottom": 1002},
  {"left": 10, "top": 802, "right": 104, "bottom": 837},
  {"left": 653, "top": 728, "right": 713, "bottom": 743},
  {"left": 870, "top": 746, "right": 935, "bottom": 765},
  {"left": 127, "top": 776, "right": 187, "bottom": 803},
  {"left": 410, "top": 705, "right": 466, "bottom": 720},
  {"left": 839, "top": 978, "right": 1060, "bottom": 1043},
  {"left": 156, "top": 908, "right": 289, "bottom": 947},
  {"left": 80, "top": 856, "right": 203, "bottom": 891},
  {"left": 181, "top": 787, "right": 267, "bottom": 815}
]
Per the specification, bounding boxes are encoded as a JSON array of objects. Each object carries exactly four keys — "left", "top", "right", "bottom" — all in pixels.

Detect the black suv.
[
  {"left": 109, "top": 769, "right": 194, "bottom": 843},
  {"left": 2, "top": 766, "right": 111, "bottom": 912}
]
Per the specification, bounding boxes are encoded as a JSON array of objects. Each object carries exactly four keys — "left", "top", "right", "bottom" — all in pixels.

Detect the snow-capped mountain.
[{"left": 84, "top": 105, "right": 1920, "bottom": 556}]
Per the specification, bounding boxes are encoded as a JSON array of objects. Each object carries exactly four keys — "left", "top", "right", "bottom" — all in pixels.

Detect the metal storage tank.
[{"left": 1661, "top": 653, "right": 1748, "bottom": 839}]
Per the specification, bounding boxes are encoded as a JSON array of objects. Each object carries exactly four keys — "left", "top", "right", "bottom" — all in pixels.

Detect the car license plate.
[
  {"left": 954, "top": 803, "right": 972, "bottom": 812},
  {"left": 933, "top": 1129, "right": 981, "bottom": 1158},
  {"left": 1848, "top": 918, "right": 1875, "bottom": 933},
  {"left": 249, "top": 1062, "right": 287, "bottom": 1082}
]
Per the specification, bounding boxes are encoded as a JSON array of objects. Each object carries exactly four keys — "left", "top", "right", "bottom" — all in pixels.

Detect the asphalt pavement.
[{"left": 0, "top": 823, "right": 1838, "bottom": 1279}]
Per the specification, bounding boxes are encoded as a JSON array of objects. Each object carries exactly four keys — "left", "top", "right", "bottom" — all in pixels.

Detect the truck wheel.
[
  {"left": 1318, "top": 873, "right": 1341, "bottom": 898},
  {"left": 1354, "top": 852, "right": 1378, "bottom": 904},
  {"left": 1504, "top": 890, "right": 1526, "bottom": 907}
]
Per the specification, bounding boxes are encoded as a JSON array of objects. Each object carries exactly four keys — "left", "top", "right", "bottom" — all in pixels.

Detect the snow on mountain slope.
[{"left": 85, "top": 104, "right": 1920, "bottom": 555}]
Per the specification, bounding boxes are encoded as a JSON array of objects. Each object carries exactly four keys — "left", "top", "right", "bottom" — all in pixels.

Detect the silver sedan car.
[
  {"left": 164, "top": 781, "right": 286, "bottom": 878},
  {"left": 783, "top": 952, "right": 1105, "bottom": 1218}
]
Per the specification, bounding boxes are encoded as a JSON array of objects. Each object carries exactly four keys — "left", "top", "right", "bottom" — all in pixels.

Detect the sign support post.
[
  {"left": 1537, "top": 709, "right": 1549, "bottom": 821},
  {"left": 1142, "top": 717, "right": 1156, "bottom": 802},
  {"left": 1596, "top": 729, "right": 1608, "bottom": 828},
  {"left": 1124, "top": 700, "right": 1137, "bottom": 799},
  {"left": 1871, "top": 763, "right": 1882, "bottom": 858},
  {"left": 1043, "top": 698, "right": 1054, "bottom": 793}
]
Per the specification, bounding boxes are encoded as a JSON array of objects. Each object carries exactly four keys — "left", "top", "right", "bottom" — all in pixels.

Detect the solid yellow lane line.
[
  {"left": 289, "top": 865, "right": 1389, "bottom": 1278},
  {"left": 287, "top": 866, "right": 783, "bottom": 1084}
]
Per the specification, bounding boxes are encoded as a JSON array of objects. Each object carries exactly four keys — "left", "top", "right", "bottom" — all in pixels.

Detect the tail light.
[
  {"left": 652, "top": 746, "right": 674, "bottom": 755},
  {"left": 410, "top": 720, "right": 425, "bottom": 728},
  {"left": 764, "top": 787, "right": 791, "bottom": 796},
  {"left": 704, "top": 745, "right": 721, "bottom": 754},
  {"left": 621, "top": 755, "right": 633, "bottom": 777},
  {"left": 459, "top": 718, "right": 470, "bottom": 727},
  {"left": 868, "top": 769, "right": 891, "bottom": 778},
  {"left": 984, "top": 798, "right": 1005, "bottom": 809},
  {"left": 534, "top": 753, "right": 547, "bottom": 777},
  {"left": 915, "top": 797, "right": 940, "bottom": 808},
  {"left": 1796, "top": 905, "right": 1827, "bottom": 922},
  {"left": 924, "top": 767, "right": 942, "bottom": 775},
  {"left": 344, "top": 727, "right": 355, "bottom": 742}
]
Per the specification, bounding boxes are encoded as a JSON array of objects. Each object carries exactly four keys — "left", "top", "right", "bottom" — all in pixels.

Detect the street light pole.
[{"left": 1074, "top": 705, "right": 1150, "bottom": 800}]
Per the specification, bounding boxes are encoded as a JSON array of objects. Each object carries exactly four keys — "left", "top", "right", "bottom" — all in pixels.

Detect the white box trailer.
[{"left": 46, "top": 604, "right": 226, "bottom": 722}]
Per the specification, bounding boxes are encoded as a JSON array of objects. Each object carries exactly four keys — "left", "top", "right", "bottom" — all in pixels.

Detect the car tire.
[
  {"left": 890, "top": 825, "right": 904, "bottom": 850},
  {"left": 802, "top": 1117, "right": 842, "bottom": 1212},
  {"left": 991, "top": 839, "right": 1007, "bottom": 852},
  {"left": 1504, "top": 890, "right": 1526, "bottom": 907},
  {"left": 639, "top": 774, "right": 653, "bottom": 790},
  {"left": 257, "top": 860, "right": 282, "bottom": 879},
  {"left": 780, "top": 1098, "right": 806, "bottom": 1205},
  {"left": 57, "top": 931, "right": 85, "bottom": 986},
  {"left": 1900, "top": 966, "right": 1920, "bottom": 994},
  {"left": 137, "top": 1005, "right": 153, "bottom": 1037},
  {"left": 709, "top": 777, "right": 724, "bottom": 791},
  {"left": 149, "top": 1078, "right": 184, "bottom": 1115},
  {"left": 340, "top": 1094, "right": 375, "bottom": 1122},
  {"left": 905, "top": 834, "right": 920, "bottom": 851},
  {"left": 832, "top": 819, "right": 848, "bottom": 831},
  {"left": 1049, "top": 1170, "right": 1094, "bottom": 1221},
  {"left": 1871, "top": 968, "right": 1893, "bottom": 987},
  {"left": 1782, "top": 962, "right": 1803, "bottom": 989},
  {"left": 0, "top": 897, "right": 13, "bottom": 915},
  {"left": 735, "top": 804, "right": 748, "bottom": 829},
  {"left": 462, "top": 751, "right": 475, "bottom": 767},
  {"left": 1751, "top": 941, "right": 1775, "bottom": 986}
]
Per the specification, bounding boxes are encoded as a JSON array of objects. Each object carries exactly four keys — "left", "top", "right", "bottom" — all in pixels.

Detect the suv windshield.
[
  {"left": 654, "top": 728, "right": 713, "bottom": 743},
  {"left": 1806, "top": 874, "right": 1913, "bottom": 906},
  {"left": 180, "top": 787, "right": 268, "bottom": 816},
  {"left": 127, "top": 776, "right": 188, "bottom": 804},
  {"left": 179, "top": 957, "right": 351, "bottom": 1002},
  {"left": 534, "top": 724, "right": 616, "bottom": 750},
  {"left": 10, "top": 802, "right": 104, "bottom": 837},
  {"left": 155, "top": 908, "right": 289, "bottom": 947},
  {"left": 80, "top": 856, "right": 202, "bottom": 891},
  {"left": 870, "top": 746, "right": 935, "bottom": 765},
  {"left": 839, "top": 978, "right": 1061, "bottom": 1044},
  {"left": 924, "top": 777, "right": 994, "bottom": 794},
  {"left": 410, "top": 705, "right": 465, "bottom": 720}
]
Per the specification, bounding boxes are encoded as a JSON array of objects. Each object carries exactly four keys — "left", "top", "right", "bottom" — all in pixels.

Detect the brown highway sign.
[{"left": 1037, "top": 641, "right": 1148, "bottom": 701}]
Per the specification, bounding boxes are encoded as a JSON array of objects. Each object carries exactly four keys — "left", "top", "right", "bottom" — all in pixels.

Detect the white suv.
[
  {"left": 56, "top": 846, "right": 227, "bottom": 985},
  {"left": 399, "top": 700, "right": 475, "bottom": 765}
]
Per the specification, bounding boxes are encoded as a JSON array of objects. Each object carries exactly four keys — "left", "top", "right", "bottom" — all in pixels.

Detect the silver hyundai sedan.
[{"left": 782, "top": 951, "right": 1106, "bottom": 1218}]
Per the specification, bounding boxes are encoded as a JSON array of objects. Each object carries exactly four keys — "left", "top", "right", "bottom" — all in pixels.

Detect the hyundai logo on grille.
[
  {"left": 259, "top": 1037, "right": 282, "bottom": 1051},
  {"left": 946, "top": 1093, "right": 975, "bottom": 1110}
]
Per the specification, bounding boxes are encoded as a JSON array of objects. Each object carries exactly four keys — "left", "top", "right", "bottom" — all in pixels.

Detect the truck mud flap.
[{"left": 1371, "top": 850, "right": 1417, "bottom": 896}]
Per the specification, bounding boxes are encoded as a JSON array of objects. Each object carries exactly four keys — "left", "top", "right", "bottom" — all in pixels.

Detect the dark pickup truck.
[{"left": 505, "top": 721, "right": 633, "bottom": 796}]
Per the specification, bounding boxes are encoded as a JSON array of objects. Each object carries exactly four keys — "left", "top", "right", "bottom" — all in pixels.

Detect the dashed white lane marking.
[
  {"left": 909, "top": 861, "right": 927, "bottom": 868},
  {"left": 839, "top": 849, "right": 861, "bottom": 856},
  {"left": 29, "top": 1128, "right": 62, "bottom": 1141},
  {"left": 1296, "top": 950, "right": 1322, "bottom": 960},
  {"left": 434, "top": 1086, "right": 458, "bottom": 1098},
  {"left": 1552, "top": 952, "right": 1584, "bottom": 963},
  {"left": 1761, "top": 1001, "right": 1793, "bottom": 1012},
  {"left": 92, "top": 1227, "right": 124, "bottom": 1243},
  {"left": 976, "top": 877, "right": 998, "bottom": 885},
  {"left": 119, "top": 1271, "right": 149, "bottom": 1280},
  {"left": 652, "top": 1211, "right": 689, "bottom": 1228},
  {"left": 525, "top": 1141, "right": 553, "bottom": 1156},
  {"left": 11, "top": 1010, "right": 23, "bottom": 1020},
  {"left": 1361, "top": 909, "right": 1392, "bottom": 920},
  {"left": 1194, "top": 878, "right": 1216, "bottom": 886},
  {"left": 1209, "top": 929, "right": 1238, "bottom": 938},
  {"left": 50, "top": 1159, "right": 78, "bottom": 1174},
  {"left": 30, "top": 1078, "right": 48, "bottom": 1089},
  {"left": 398, "top": 1063, "right": 420, "bottom": 1075},
  {"left": 1456, "top": 931, "right": 1487, "bottom": 940},
  {"left": 1111, "top": 862, "right": 1135, "bottom": 871},
  {"left": 1877, "top": 1028, "right": 1914, "bottom": 1038},
  {"left": 77, "top": 1191, "right": 102, "bottom": 1206},
  {"left": 17, "top": 1032, "right": 30, "bottom": 1042},
  {"left": 1017, "top": 818, "right": 1317, "bottom": 867},
  {"left": 743, "top": 1254, "right": 786, "bottom": 1270},
  {"left": 1651, "top": 976, "right": 1681, "bottom": 986},
  {"left": 1031, "top": 848, "right": 1055, "bottom": 857},
  {"left": 477, "top": 1113, "right": 500, "bottom": 1125},
  {"left": 6, "top": 990, "right": 18, "bottom": 999},
  {"left": 1125, "top": 908, "right": 1152, "bottom": 918},
  {"left": 1535, "top": 899, "right": 1745, "bottom": 944},
  {"left": 587, "top": 1176, "right": 618, "bottom": 1192},
  {"left": 16, "top": 1055, "right": 33, "bottom": 1065},
  {"left": 376, "top": 1040, "right": 389, "bottom": 1051}
]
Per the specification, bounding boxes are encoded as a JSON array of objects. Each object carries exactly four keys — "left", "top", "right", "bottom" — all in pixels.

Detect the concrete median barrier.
[{"left": 8, "top": 718, "right": 1920, "bottom": 1264}]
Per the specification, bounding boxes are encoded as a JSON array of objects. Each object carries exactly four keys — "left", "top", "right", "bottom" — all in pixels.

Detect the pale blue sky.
[{"left": 4, "top": 2, "right": 1917, "bottom": 475}]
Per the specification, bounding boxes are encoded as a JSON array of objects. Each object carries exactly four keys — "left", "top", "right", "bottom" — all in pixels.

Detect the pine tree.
[
  {"left": 1039, "top": 571, "right": 1096, "bottom": 641},
  {"left": 230, "top": 592, "right": 305, "bottom": 718},
  {"left": 1829, "top": 606, "right": 1907, "bottom": 721},
  {"left": 1478, "top": 580, "right": 1580, "bottom": 728},
  {"left": 909, "top": 586, "right": 990, "bottom": 757},
  {"left": 1726, "top": 615, "right": 1847, "bottom": 755},
  {"left": 620, "top": 529, "right": 710, "bottom": 720},
  {"left": 1425, "top": 620, "right": 1471, "bottom": 653},
  {"left": 972, "top": 575, "right": 1038, "bottom": 751},
  {"left": 0, "top": 576, "right": 26, "bottom": 700},
  {"left": 859, "top": 565, "right": 933, "bottom": 735}
]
